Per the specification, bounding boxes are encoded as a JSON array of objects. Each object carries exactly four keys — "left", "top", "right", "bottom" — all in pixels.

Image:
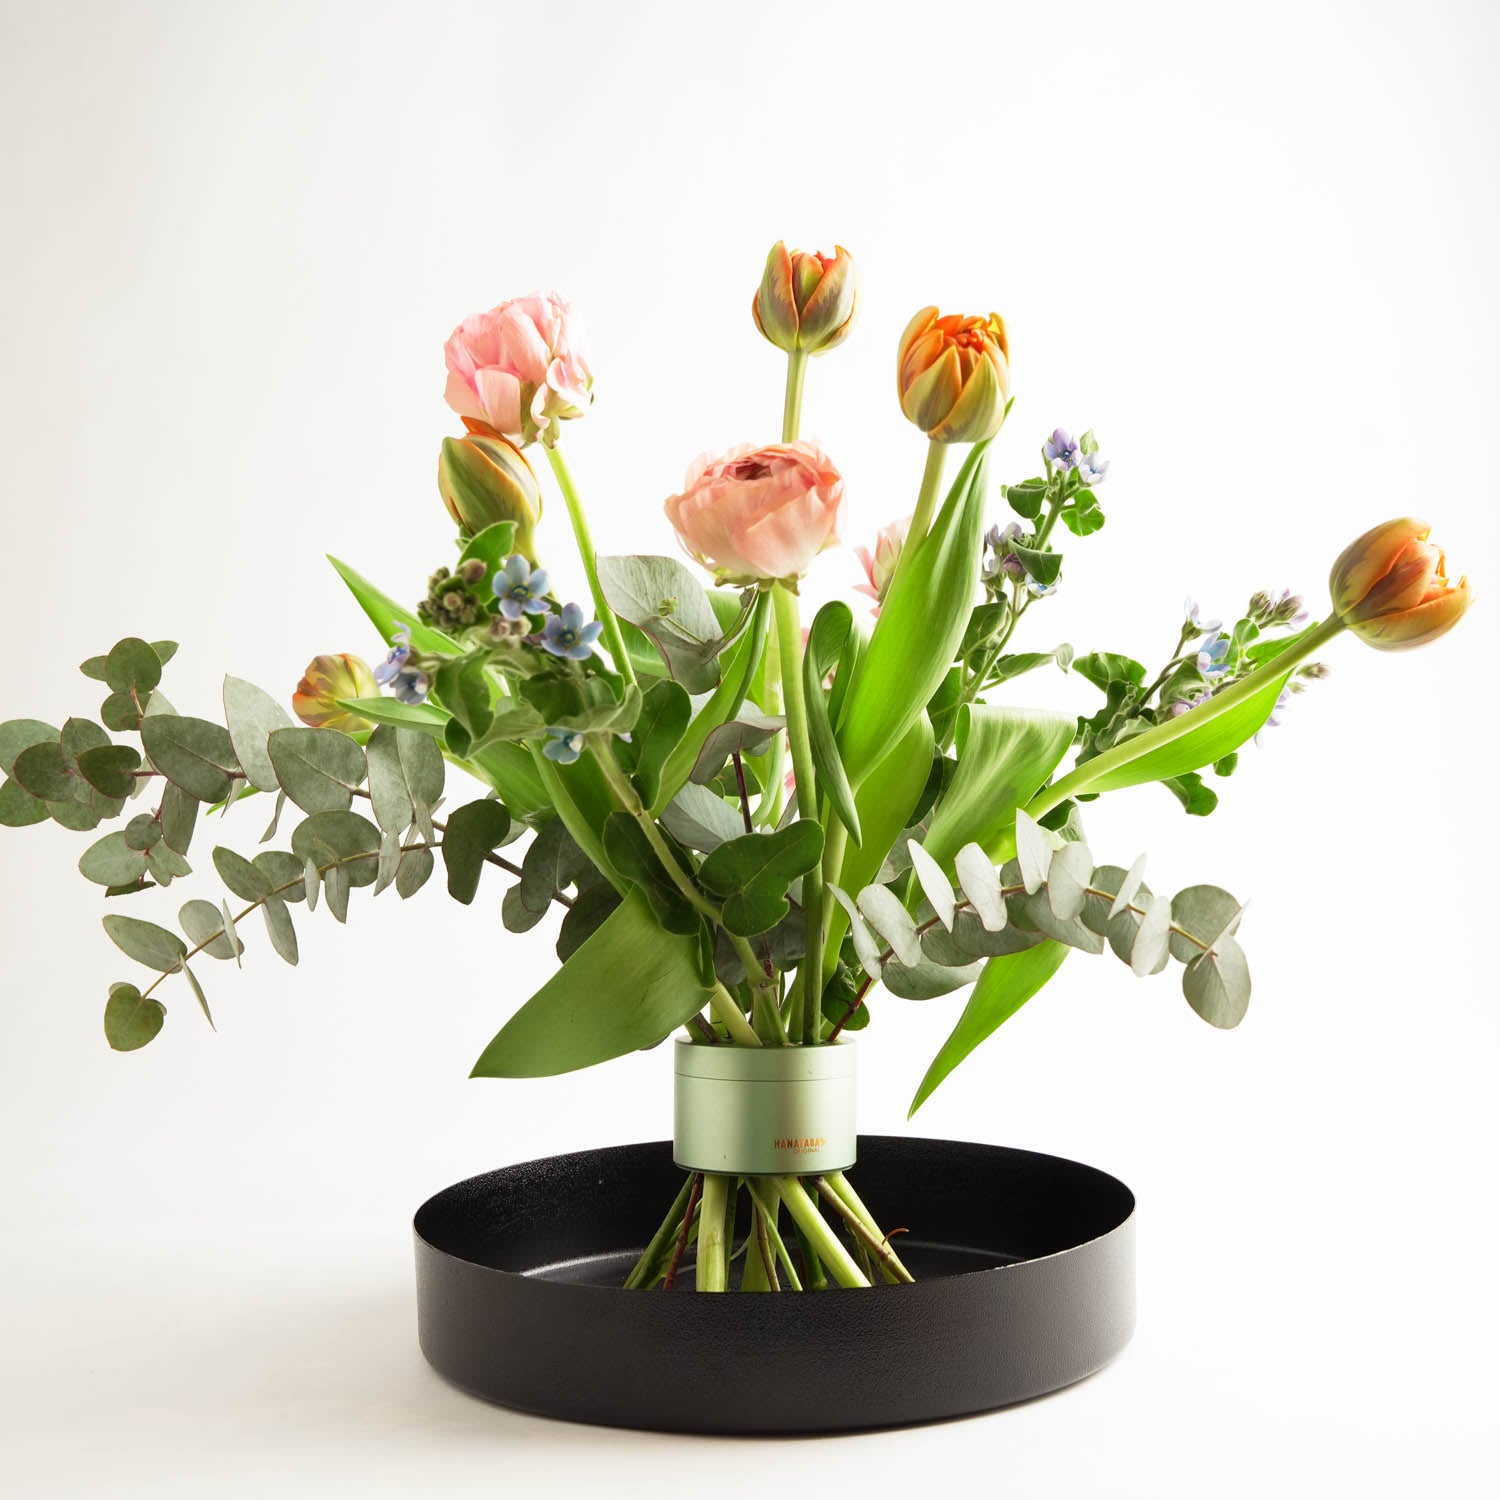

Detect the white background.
[{"left": 2, "top": 1, "right": 1497, "bottom": 1495}]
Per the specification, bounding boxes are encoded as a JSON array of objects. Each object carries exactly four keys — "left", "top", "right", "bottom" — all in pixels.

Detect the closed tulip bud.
[
  {"left": 292, "top": 654, "right": 378, "bottom": 732},
  {"left": 437, "top": 434, "right": 542, "bottom": 557},
  {"left": 1329, "top": 517, "right": 1473, "bottom": 650},
  {"left": 897, "top": 308, "right": 1012, "bottom": 443},
  {"left": 752, "top": 242, "right": 860, "bottom": 356}
]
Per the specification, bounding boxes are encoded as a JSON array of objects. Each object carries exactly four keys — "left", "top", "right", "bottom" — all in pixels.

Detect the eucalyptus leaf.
[
  {"left": 179, "top": 898, "right": 243, "bottom": 961},
  {"left": 0, "top": 720, "right": 58, "bottom": 776},
  {"left": 104, "top": 982, "right": 165, "bottom": 1051},
  {"left": 828, "top": 884, "right": 883, "bottom": 980},
  {"left": 141, "top": 716, "right": 240, "bottom": 803},
  {"left": 144, "top": 843, "right": 191, "bottom": 886},
  {"left": 502, "top": 883, "right": 550, "bottom": 933},
  {"left": 1046, "top": 840, "right": 1093, "bottom": 922},
  {"left": 907, "top": 839, "right": 955, "bottom": 930},
  {"left": 395, "top": 847, "right": 433, "bottom": 899},
  {"left": 658, "top": 781, "right": 745, "bottom": 853},
  {"left": 213, "top": 846, "right": 272, "bottom": 901},
  {"left": 856, "top": 884, "right": 922, "bottom": 967},
  {"left": 441, "top": 798, "right": 512, "bottom": 905},
  {"left": 253, "top": 849, "right": 306, "bottom": 900},
  {"left": 102, "top": 914, "right": 187, "bottom": 972},
  {"left": 223, "top": 676, "right": 292, "bottom": 793},
  {"left": 267, "top": 727, "right": 366, "bottom": 814},
  {"left": 105, "top": 638, "right": 163, "bottom": 695},
  {"left": 1014, "top": 809, "right": 1053, "bottom": 895},
  {"left": 79, "top": 832, "right": 150, "bottom": 888},
  {"left": 1169, "top": 884, "right": 1243, "bottom": 962},
  {"left": 1182, "top": 935, "right": 1251, "bottom": 1027},
  {"left": 290, "top": 810, "right": 382, "bottom": 889},
  {"left": 1130, "top": 893, "right": 1173, "bottom": 976},
  {"left": 13, "top": 741, "right": 76, "bottom": 802},
  {"left": 689, "top": 713, "right": 784, "bottom": 786},
  {"left": 518, "top": 815, "right": 583, "bottom": 914},
  {"left": 75, "top": 744, "right": 141, "bottom": 799},
  {"left": 630, "top": 679, "right": 691, "bottom": 810},
  {"left": 160, "top": 782, "right": 198, "bottom": 855},
  {"left": 699, "top": 821, "right": 824, "bottom": 937},
  {"left": 262, "top": 896, "right": 299, "bottom": 964},
  {"left": 0, "top": 778, "right": 49, "bottom": 827},
  {"left": 883, "top": 956, "right": 986, "bottom": 1000},
  {"left": 597, "top": 555, "right": 727, "bottom": 693}
]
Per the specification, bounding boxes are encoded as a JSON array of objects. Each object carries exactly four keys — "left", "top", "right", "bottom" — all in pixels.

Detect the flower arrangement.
[{"left": 0, "top": 243, "right": 1472, "bottom": 1296}]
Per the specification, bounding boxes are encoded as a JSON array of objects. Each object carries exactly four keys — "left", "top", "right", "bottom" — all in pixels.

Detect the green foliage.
[
  {"left": 802, "top": 601, "right": 861, "bottom": 844},
  {"left": 222, "top": 676, "right": 292, "bottom": 793},
  {"left": 922, "top": 705, "right": 1075, "bottom": 872},
  {"left": 102, "top": 914, "right": 186, "bottom": 972},
  {"left": 365, "top": 724, "right": 444, "bottom": 836},
  {"left": 104, "top": 982, "right": 166, "bottom": 1052},
  {"left": 105, "top": 638, "right": 163, "bottom": 695},
  {"left": 457, "top": 521, "right": 518, "bottom": 590},
  {"left": 597, "top": 555, "right": 729, "bottom": 693},
  {"left": 1073, "top": 652, "right": 1146, "bottom": 691},
  {"left": 628, "top": 680, "right": 690, "bottom": 809},
  {"left": 689, "top": 712, "right": 784, "bottom": 785},
  {"left": 469, "top": 892, "right": 714, "bottom": 1078},
  {"left": 440, "top": 798, "right": 512, "bottom": 905},
  {"left": 327, "top": 554, "right": 458, "bottom": 658},
  {"left": 141, "top": 716, "right": 240, "bottom": 803},
  {"left": 602, "top": 813, "right": 700, "bottom": 934},
  {"left": 836, "top": 443, "right": 989, "bottom": 789},
  {"left": 266, "top": 727, "right": 366, "bottom": 814},
  {"left": 699, "top": 821, "right": 824, "bottom": 936}
]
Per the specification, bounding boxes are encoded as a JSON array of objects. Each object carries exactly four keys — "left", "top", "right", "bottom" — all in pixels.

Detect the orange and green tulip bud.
[
  {"left": 897, "top": 308, "right": 1011, "bottom": 444},
  {"left": 438, "top": 433, "right": 542, "bottom": 557},
  {"left": 1329, "top": 517, "right": 1473, "bottom": 651},
  {"left": 751, "top": 242, "right": 860, "bottom": 356},
  {"left": 292, "top": 653, "right": 378, "bottom": 732}
]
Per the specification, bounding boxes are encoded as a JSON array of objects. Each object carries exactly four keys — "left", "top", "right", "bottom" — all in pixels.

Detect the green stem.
[
  {"left": 545, "top": 443, "right": 637, "bottom": 691},
  {"left": 1027, "top": 615, "right": 1348, "bottom": 821},
  {"left": 820, "top": 1173, "right": 914, "bottom": 1284},
  {"left": 773, "top": 584, "right": 824, "bottom": 1043},
  {"left": 775, "top": 1176, "right": 870, "bottom": 1288},
  {"left": 696, "top": 1174, "right": 732, "bottom": 1291},
  {"left": 744, "top": 1180, "right": 802, "bottom": 1291},
  {"left": 624, "top": 1172, "right": 696, "bottom": 1289},
  {"left": 529, "top": 745, "right": 624, "bottom": 894},
  {"left": 710, "top": 982, "right": 762, "bottom": 1048},
  {"left": 887, "top": 439, "right": 947, "bottom": 596},
  {"left": 781, "top": 350, "right": 808, "bottom": 443}
]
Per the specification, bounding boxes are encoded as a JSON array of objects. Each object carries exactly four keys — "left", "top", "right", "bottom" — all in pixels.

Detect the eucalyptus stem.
[
  {"left": 544, "top": 443, "right": 637, "bottom": 691},
  {"left": 887, "top": 439, "right": 947, "bottom": 596},
  {"left": 817, "top": 1174, "right": 914, "bottom": 1284},
  {"left": 696, "top": 1174, "right": 732, "bottom": 1291},
  {"left": 772, "top": 584, "right": 823, "bottom": 1043}
]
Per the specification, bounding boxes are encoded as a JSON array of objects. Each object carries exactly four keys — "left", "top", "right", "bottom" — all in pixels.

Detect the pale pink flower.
[
  {"left": 664, "top": 442, "right": 845, "bottom": 584},
  {"left": 854, "top": 515, "right": 911, "bottom": 611},
  {"left": 443, "top": 292, "right": 594, "bottom": 446}
]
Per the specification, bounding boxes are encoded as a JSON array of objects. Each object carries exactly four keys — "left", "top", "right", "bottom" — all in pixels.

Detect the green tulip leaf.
[{"left": 469, "top": 892, "right": 715, "bottom": 1078}]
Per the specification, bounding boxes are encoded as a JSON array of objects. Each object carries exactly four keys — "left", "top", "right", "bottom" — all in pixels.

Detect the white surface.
[{"left": 1, "top": 1, "right": 1497, "bottom": 1495}]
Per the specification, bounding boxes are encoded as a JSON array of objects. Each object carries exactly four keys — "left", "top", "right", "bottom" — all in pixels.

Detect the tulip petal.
[
  {"left": 1355, "top": 576, "right": 1473, "bottom": 650},
  {"left": 930, "top": 348, "right": 1005, "bottom": 444},
  {"left": 902, "top": 346, "right": 963, "bottom": 434},
  {"left": 1329, "top": 518, "right": 1429, "bottom": 615}
]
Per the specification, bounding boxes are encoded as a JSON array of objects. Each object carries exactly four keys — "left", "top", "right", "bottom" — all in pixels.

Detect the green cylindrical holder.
[{"left": 672, "top": 1038, "right": 857, "bottom": 1176}]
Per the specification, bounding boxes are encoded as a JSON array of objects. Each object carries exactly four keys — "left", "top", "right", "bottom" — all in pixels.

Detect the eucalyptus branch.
[
  {"left": 139, "top": 837, "right": 441, "bottom": 1003},
  {"left": 813, "top": 1176, "right": 914, "bottom": 1285}
]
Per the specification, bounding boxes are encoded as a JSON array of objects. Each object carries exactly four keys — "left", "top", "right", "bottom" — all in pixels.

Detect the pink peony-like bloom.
[
  {"left": 443, "top": 292, "right": 593, "bottom": 447},
  {"left": 664, "top": 441, "right": 845, "bottom": 584},
  {"left": 854, "top": 514, "right": 911, "bottom": 611}
]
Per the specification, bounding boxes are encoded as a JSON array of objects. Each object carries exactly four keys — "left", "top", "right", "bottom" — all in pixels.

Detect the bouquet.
[{"left": 0, "top": 243, "right": 1471, "bottom": 1295}]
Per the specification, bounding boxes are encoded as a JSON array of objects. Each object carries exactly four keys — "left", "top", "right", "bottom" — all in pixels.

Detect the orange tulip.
[
  {"left": 897, "top": 308, "right": 1011, "bottom": 443},
  {"left": 1329, "top": 518, "right": 1472, "bottom": 650},
  {"left": 292, "top": 654, "right": 378, "bottom": 732},
  {"left": 752, "top": 242, "right": 860, "bottom": 356}
]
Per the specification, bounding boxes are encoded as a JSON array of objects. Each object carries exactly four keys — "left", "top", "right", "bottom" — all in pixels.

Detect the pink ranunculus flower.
[
  {"left": 443, "top": 292, "right": 594, "bottom": 447},
  {"left": 664, "top": 442, "right": 846, "bottom": 585},
  {"left": 854, "top": 514, "right": 911, "bottom": 611}
]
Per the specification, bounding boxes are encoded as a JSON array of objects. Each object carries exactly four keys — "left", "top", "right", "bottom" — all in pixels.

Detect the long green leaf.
[
  {"left": 923, "top": 705, "right": 1075, "bottom": 873},
  {"left": 469, "top": 892, "right": 713, "bottom": 1077},
  {"left": 835, "top": 444, "right": 989, "bottom": 789},
  {"left": 803, "top": 602, "right": 861, "bottom": 844},
  {"left": 909, "top": 941, "right": 1069, "bottom": 1116},
  {"left": 326, "top": 555, "right": 459, "bottom": 657},
  {"left": 1033, "top": 617, "right": 1341, "bottom": 816}
]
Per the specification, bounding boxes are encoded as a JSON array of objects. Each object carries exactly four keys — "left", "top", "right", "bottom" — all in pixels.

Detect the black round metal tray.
[{"left": 413, "top": 1135, "right": 1135, "bottom": 1434}]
